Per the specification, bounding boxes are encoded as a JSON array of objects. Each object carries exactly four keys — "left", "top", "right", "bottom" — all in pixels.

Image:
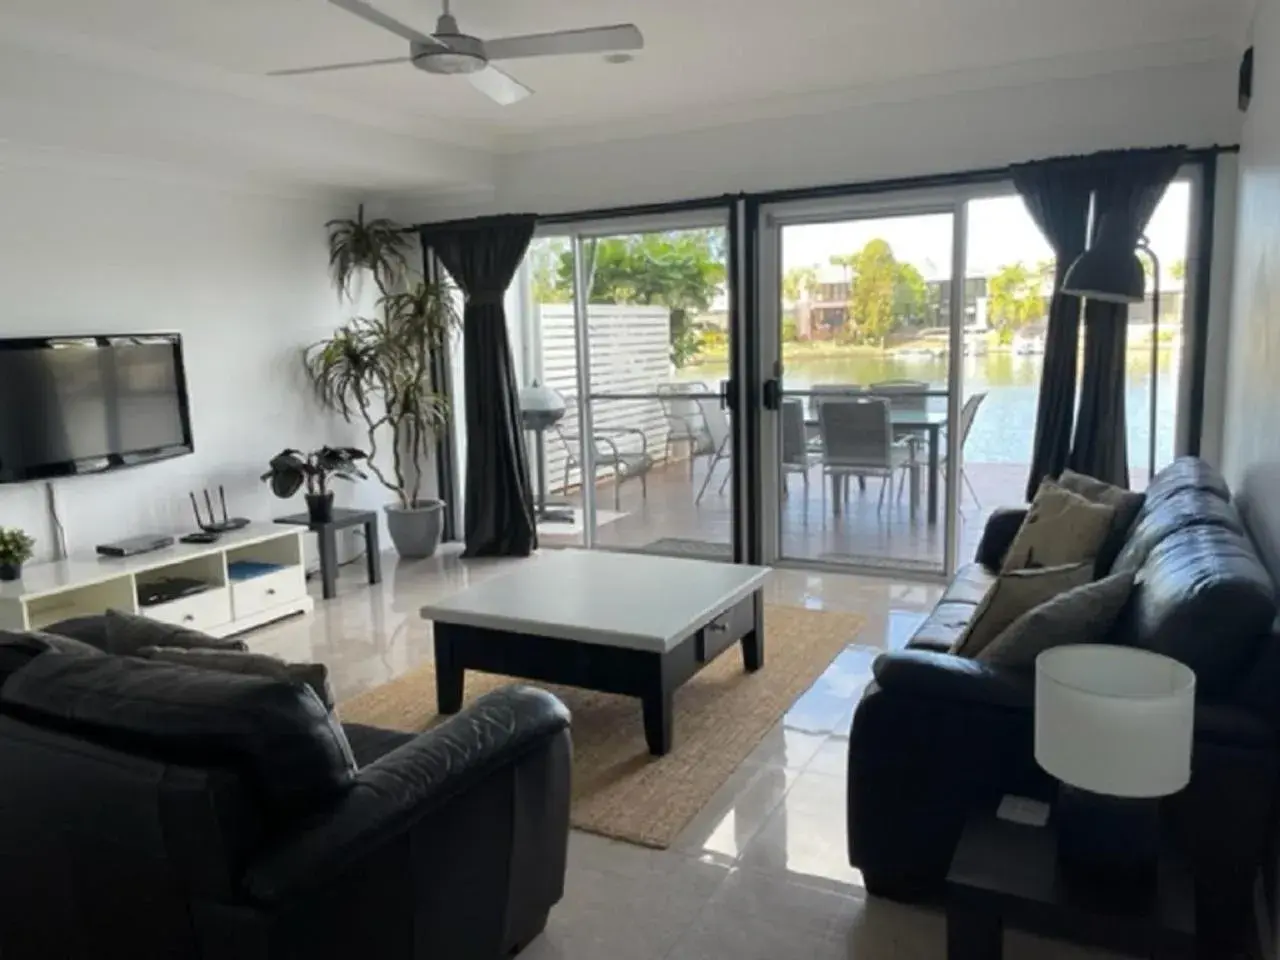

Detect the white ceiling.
[{"left": 0, "top": 0, "right": 1253, "bottom": 193}]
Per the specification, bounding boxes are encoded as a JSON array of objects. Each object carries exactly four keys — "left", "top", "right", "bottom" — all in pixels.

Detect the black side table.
[
  {"left": 275, "top": 509, "right": 382, "bottom": 600},
  {"left": 946, "top": 811, "right": 1196, "bottom": 960}
]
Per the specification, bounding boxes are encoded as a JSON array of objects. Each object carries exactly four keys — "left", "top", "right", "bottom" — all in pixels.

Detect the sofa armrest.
[
  {"left": 974, "top": 507, "right": 1028, "bottom": 571},
  {"left": 246, "top": 685, "right": 570, "bottom": 904},
  {"left": 871, "top": 650, "right": 1034, "bottom": 711}
]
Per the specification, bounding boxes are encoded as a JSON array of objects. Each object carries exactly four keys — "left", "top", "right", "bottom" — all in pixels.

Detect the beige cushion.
[
  {"left": 1000, "top": 480, "right": 1116, "bottom": 573},
  {"left": 1056, "top": 469, "right": 1146, "bottom": 574},
  {"left": 951, "top": 562, "right": 1093, "bottom": 659},
  {"left": 137, "top": 646, "right": 334, "bottom": 711},
  {"left": 975, "top": 570, "right": 1136, "bottom": 668}
]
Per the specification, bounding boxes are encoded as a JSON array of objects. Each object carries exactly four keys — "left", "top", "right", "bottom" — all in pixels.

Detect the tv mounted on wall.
[{"left": 0, "top": 334, "right": 194, "bottom": 483}]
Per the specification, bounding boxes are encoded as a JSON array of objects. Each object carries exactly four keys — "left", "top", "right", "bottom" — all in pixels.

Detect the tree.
[
  {"left": 987, "top": 261, "right": 1046, "bottom": 344},
  {"left": 557, "top": 230, "right": 726, "bottom": 367},
  {"left": 783, "top": 265, "right": 819, "bottom": 304},
  {"left": 1170, "top": 258, "right": 1187, "bottom": 282},
  {"left": 833, "top": 239, "right": 925, "bottom": 345},
  {"left": 531, "top": 238, "right": 571, "bottom": 303}
]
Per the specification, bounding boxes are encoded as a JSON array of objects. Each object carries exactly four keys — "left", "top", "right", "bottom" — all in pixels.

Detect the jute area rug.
[{"left": 339, "top": 604, "right": 865, "bottom": 849}]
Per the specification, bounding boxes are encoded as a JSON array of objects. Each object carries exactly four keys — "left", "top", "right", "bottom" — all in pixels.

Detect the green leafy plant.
[
  {"left": 306, "top": 212, "right": 459, "bottom": 509},
  {"left": 0, "top": 527, "right": 35, "bottom": 566},
  {"left": 261, "top": 447, "right": 368, "bottom": 499},
  {"left": 326, "top": 204, "right": 415, "bottom": 299}
]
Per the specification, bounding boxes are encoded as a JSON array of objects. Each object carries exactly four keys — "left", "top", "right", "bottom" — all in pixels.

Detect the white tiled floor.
[{"left": 249, "top": 544, "right": 1123, "bottom": 960}]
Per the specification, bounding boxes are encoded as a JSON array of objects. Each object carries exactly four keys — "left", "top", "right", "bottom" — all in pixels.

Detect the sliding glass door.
[
  {"left": 758, "top": 194, "right": 966, "bottom": 576},
  {"left": 511, "top": 210, "right": 739, "bottom": 561}
]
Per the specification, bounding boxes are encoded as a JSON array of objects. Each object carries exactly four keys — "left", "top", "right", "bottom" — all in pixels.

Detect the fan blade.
[
  {"left": 328, "top": 0, "right": 436, "bottom": 46},
  {"left": 268, "top": 56, "right": 411, "bottom": 77},
  {"left": 484, "top": 24, "right": 643, "bottom": 61},
  {"left": 467, "top": 66, "right": 532, "bottom": 105}
]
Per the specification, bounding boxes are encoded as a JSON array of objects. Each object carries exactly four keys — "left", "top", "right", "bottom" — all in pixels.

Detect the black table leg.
[
  {"left": 317, "top": 527, "right": 339, "bottom": 600},
  {"left": 741, "top": 591, "right": 764, "bottom": 672},
  {"left": 364, "top": 518, "right": 382, "bottom": 586},
  {"left": 642, "top": 688, "right": 673, "bottom": 756},
  {"left": 947, "top": 905, "right": 1001, "bottom": 960},
  {"left": 928, "top": 424, "right": 941, "bottom": 525},
  {"left": 434, "top": 629, "right": 464, "bottom": 714}
]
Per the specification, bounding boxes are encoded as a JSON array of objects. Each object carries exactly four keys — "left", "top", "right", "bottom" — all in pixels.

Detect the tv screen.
[{"left": 0, "top": 334, "right": 193, "bottom": 483}]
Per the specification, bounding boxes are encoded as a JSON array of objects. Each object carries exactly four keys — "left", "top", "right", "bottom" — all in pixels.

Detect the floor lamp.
[{"left": 1062, "top": 223, "right": 1158, "bottom": 482}]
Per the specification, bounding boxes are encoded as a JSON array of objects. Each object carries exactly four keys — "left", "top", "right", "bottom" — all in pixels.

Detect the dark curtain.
[
  {"left": 1068, "top": 147, "right": 1186, "bottom": 487},
  {"left": 1010, "top": 158, "right": 1093, "bottom": 500},
  {"left": 421, "top": 215, "right": 537, "bottom": 557}
]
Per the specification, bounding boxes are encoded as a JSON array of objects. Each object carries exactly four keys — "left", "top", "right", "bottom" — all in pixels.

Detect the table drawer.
[
  {"left": 697, "top": 594, "right": 756, "bottom": 663},
  {"left": 231, "top": 566, "right": 307, "bottom": 620},
  {"left": 143, "top": 587, "right": 232, "bottom": 632}
]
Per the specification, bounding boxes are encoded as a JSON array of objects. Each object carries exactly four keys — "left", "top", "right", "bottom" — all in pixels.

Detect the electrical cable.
[
  {"left": 44, "top": 481, "right": 67, "bottom": 560},
  {"left": 304, "top": 528, "right": 369, "bottom": 581}
]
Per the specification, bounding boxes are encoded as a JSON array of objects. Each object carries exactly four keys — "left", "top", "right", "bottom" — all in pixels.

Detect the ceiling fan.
[{"left": 269, "top": 0, "right": 644, "bottom": 105}]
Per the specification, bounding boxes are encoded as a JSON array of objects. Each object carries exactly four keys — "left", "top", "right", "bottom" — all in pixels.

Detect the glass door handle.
[
  {"left": 720, "top": 379, "right": 735, "bottom": 412},
  {"left": 762, "top": 378, "right": 781, "bottom": 411}
]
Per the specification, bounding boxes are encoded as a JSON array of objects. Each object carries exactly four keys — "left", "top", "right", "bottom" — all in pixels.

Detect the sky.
[{"left": 782, "top": 181, "right": 1191, "bottom": 283}]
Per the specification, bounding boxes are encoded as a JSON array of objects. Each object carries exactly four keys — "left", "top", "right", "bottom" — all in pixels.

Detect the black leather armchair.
[
  {"left": 847, "top": 458, "right": 1280, "bottom": 952},
  {"left": 0, "top": 632, "right": 572, "bottom": 960}
]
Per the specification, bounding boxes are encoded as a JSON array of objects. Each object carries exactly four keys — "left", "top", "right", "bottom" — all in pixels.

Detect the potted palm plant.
[
  {"left": 0, "top": 527, "right": 35, "bottom": 582},
  {"left": 305, "top": 208, "right": 459, "bottom": 558},
  {"left": 260, "top": 447, "right": 368, "bottom": 523}
]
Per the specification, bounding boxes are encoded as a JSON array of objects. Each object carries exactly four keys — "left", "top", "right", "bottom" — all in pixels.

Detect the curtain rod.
[{"left": 408, "top": 142, "right": 1237, "bottom": 231}]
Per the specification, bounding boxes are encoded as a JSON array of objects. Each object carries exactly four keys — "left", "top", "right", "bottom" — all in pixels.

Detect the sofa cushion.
[
  {"left": 101, "top": 610, "right": 249, "bottom": 656},
  {"left": 940, "top": 563, "right": 997, "bottom": 607},
  {"left": 1143, "top": 456, "right": 1232, "bottom": 509},
  {"left": 0, "top": 629, "right": 104, "bottom": 685},
  {"left": 1111, "top": 490, "right": 1245, "bottom": 575},
  {"left": 907, "top": 602, "right": 982, "bottom": 652},
  {"left": 342, "top": 722, "right": 415, "bottom": 768},
  {"left": 974, "top": 570, "right": 1135, "bottom": 668},
  {"left": 953, "top": 563, "right": 1094, "bottom": 658},
  {"left": 137, "top": 647, "right": 334, "bottom": 711},
  {"left": 1056, "top": 469, "right": 1145, "bottom": 575},
  {"left": 0, "top": 653, "right": 356, "bottom": 818},
  {"left": 1001, "top": 481, "right": 1115, "bottom": 573},
  {"left": 1116, "top": 525, "right": 1276, "bottom": 696}
]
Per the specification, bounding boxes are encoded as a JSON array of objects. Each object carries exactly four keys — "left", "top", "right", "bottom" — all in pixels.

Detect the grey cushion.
[
  {"left": 952, "top": 563, "right": 1094, "bottom": 659},
  {"left": 974, "top": 570, "right": 1136, "bottom": 668},
  {"left": 0, "top": 629, "right": 104, "bottom": 683},
  {"left": 103, "top": 609, "right": 248, "bottom": 656},
  {"left": 137, "top": 646, "right": 334, "bottom": 711},
  {"left": 1056, "top": 469, "right": 1145, "bottom": 575}
]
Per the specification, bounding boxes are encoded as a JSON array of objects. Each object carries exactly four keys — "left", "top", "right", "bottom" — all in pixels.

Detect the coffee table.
[{"left": 420, "top": 550, "right": 771, "bottom": 756}]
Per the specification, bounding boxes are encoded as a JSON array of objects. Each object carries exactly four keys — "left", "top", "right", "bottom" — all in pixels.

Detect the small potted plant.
[
  {"left": 0, "top": 527, "right": 35, "bottom": 581},
  {"left": 261, "top": 447, "right": 368, "bottom": 523}
]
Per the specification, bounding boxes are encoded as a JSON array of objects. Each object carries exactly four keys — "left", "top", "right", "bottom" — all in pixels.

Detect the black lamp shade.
[{"left": 1062, "top": 225, "right": 1145, "bottom": 304}]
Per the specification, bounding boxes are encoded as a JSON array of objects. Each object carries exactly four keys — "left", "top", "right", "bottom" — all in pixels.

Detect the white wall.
[
  {"left": 395, "top": 58, "right": 1243, "bottom": 221},
  {"left": 0, "top": 160, "right": 387, "bottom": 562},
  {"left": 1222, "top": 0, "right": 1280, "bottom": 582}
]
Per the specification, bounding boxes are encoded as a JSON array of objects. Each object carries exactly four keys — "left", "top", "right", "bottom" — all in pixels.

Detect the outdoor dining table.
[{"left": 805, "top": 409, "right": 949, "bottom": 524}]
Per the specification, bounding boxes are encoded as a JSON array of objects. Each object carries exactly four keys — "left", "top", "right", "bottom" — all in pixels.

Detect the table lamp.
[
  {"left": 518, "top": 381, "right": 573, "bottom": 523},
  {"left": 1035, "top": 644, "right": 1195, "bottom": 890}
]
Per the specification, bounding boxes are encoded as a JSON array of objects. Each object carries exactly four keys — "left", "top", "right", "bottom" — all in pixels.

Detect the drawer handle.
[
  {"left": 707, "top": 621, "right": 727, "bottom": 633},
  {"left": 182, "top": 615, "right": 196, "bottom": 623},
  {"left": 266, "top": 588, "right": 276, "bottom": 596}
]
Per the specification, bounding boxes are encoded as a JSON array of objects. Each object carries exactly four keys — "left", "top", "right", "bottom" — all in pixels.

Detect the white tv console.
[{"left": 0, "top": 524, "right": 313, "bottom": 638}]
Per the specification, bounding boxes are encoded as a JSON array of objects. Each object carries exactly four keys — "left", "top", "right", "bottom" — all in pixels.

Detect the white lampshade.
[
  {"left": 519, "top": 381, "right": 565, "bottom": 415},
  {"left": 1035, "top": 645, "right": 1195, "bottom": 799}
]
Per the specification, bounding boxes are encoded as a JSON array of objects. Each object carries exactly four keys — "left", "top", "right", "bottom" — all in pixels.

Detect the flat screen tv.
[{"left": 0, "top": 334, "right": 193, "bottom": 483}]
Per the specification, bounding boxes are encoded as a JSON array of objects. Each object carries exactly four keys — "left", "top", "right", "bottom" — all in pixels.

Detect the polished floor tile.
[{"left": 259, "top": 544, "right": 1122, "bottom": 960}]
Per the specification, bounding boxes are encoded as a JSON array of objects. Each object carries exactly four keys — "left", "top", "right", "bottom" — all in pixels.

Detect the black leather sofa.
[
  {"left": 847, "top": 457, "right": 1280, "bottom": 950},
  {"left": 0, "top": 617, "right": 572, "bottom": 960}
]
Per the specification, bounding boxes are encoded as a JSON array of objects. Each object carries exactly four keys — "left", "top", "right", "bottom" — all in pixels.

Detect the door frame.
[{"left": 755, "top": 187, "right": 974, "bottom": 578}]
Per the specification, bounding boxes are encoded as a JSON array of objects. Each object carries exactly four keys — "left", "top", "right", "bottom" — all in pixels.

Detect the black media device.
[
  {"left": 138, "top": 577, "right": 210, "bottom": 606},
  {"left": 180, "top": 531, "right": 220, "bottom": 545},
  {"left": 0, "top": 334, "right": 193, "bottom": 483},
  {"left": 97, "top": 534, "right": 176, "bottom": 558},
  {"left": 190, "top": 487, "right": 249, "bottom": 533}
]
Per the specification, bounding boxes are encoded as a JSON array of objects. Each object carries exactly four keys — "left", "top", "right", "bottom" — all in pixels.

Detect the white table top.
[{"left": 420, "top": 549, "right": 771, "bottom": 653}]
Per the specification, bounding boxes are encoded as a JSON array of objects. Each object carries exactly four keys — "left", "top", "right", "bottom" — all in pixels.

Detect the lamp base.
[{"left": 1056, "top": 784, "right": 1160, "bottom": 897}]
